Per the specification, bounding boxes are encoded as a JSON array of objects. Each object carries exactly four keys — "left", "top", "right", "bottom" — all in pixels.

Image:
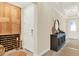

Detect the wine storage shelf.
[{"left": 0, "top": 34, "right": 20, "bottom": 51}]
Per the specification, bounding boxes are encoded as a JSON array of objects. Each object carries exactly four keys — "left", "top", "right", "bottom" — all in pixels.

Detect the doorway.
[{"left": 67, "top": 19, "right": 79, "bottom": 40}]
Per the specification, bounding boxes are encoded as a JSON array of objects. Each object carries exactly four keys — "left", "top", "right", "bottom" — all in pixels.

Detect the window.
[{"left": 70, "top": 21, "right": 76, "bottom": 31}]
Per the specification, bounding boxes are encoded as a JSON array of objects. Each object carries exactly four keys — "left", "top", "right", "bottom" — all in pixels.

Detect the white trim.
[{"left": 38, "top": 48, "right": 50, "bottom": 56}]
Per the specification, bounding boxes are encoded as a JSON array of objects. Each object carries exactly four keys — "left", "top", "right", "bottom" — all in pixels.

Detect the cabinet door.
[
  {"left": 11, "top": 5, "right": 21, "bottom": 24},
  {"left": 0, "top": 3, "right": 4, "bottom": 17},
  {"left": 10, "top": 5, "right": 21, "bottom": 34},
  {"left": 0, "top": 3, "right": 21, "bottom": 34},
  {"left": 12, "top": 23, "right": 20, "bottom": 34},
  {"left": 6, "top": 22, "right": 12, "bottom": 34},
  {"left": 0, "top": 22, "right": 2, "bottom": 34},
  {"left": 4, "top": 3, "right": 11, "bottom": 18},
  {"left": 4, "top": 2, "right": 11, "bottom": 33}
]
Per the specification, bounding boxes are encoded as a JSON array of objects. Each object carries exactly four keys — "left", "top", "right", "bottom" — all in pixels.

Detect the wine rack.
[{"left": 0, "top": 34, "right": 20, "bottom": 52}]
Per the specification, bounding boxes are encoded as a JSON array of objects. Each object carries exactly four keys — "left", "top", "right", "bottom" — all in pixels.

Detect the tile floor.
[{"left": 43, "top": 39, "right": 79, "bottom": 56}]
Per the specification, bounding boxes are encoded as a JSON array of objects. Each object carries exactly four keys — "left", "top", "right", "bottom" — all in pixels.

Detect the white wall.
[
  {"left": 51, "top": 7, "right": 67, "bottom": 39},
  {"left": 21, "top": 3, "right": 35, "bottom": 52},
  {"left": 21, "top": 2, "right": 67, "bottom": 55},
  {"left": 33, "top": 3, "right": 67, "bottom": 55},
  {"left": 52, "top": 8, "right": 67, "bottom": 33},
  {"left": 21, "top": 2, "right": 54, "bottom": 55},
  {"left": 36, "top": 3, "right": 54, "bottom": 55}
]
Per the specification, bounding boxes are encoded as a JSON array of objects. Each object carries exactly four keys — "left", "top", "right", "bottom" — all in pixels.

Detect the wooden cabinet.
[
  {"left": 50, "top": 32, "right": 66, "bottom": 51},
  {"left": 0, "top": 3, "right": 21, "bottom": 34}
]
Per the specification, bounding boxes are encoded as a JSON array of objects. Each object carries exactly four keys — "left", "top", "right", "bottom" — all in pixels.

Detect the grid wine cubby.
[{"left": 0, "top": 34, "right": 20, "bottom": 51}]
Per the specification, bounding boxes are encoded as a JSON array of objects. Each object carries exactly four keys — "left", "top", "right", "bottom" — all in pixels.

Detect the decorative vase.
[{"left": 52, "top": 19, "right": 60, "bottom": 34}]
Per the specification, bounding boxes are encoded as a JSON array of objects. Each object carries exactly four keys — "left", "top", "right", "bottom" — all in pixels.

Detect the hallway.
[{"left": 43, "top": 39, "right": 79, "bottom": 56}]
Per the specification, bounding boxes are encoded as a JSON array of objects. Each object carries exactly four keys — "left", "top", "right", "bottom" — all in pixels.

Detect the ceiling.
[
  {"left": 8, "top": 2, "right": 32, "bottom": 8},
  {"left": 47, "top": 2, "right": 79, "bottom": 18},
  {"left": 8, "top": 2, "right": 79, "bottom": 18}
]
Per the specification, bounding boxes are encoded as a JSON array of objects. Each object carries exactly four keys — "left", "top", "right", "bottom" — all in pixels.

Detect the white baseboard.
[{"left": 38, "top": 48, "right": 50, "bottom": 56}]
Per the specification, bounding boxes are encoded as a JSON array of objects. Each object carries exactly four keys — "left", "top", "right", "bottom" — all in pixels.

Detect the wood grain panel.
[
  {"left": 12, "top": 23, "right": 20, "bottom": 34},
  {"left": 16, "top": 7, "right": 21, "bottom": 24},
  {"left": 0, "top": 3, "right": 21, "bottom": 35},
  {"left": 4, "top": 3, "right": 11, "bottom": 18},
  {"left": 0, "top": 22, "right": 2, "bottom": 33},
  {"left": 6, "top": 22, "right": 12, "bottom": 34},
  {"left": 0, "top": 3, "right": 5, "bottom": 17},
  {"left": 1, "top": 22, "right": 7, "bottom": 34},
  {"left": 11, "top": 5, "right": 21, "bottom": 24}
]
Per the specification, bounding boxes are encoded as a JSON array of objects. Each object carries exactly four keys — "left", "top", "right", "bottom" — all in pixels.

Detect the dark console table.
[{"left": 50, "top": 32, "right": 65, "bottom": 51}]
